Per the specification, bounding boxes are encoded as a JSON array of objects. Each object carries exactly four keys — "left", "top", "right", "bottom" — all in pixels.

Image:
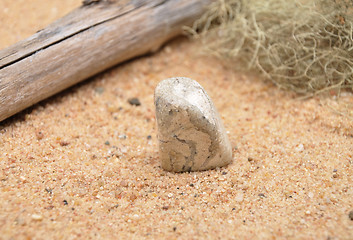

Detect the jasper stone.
[{"left": 154, "top": 77, "right": 232, "bottom": 172}]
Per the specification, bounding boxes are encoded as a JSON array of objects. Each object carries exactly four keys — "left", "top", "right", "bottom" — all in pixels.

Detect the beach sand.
[{"left": 1, "top": 1, "right": 352, "bottom": 239}]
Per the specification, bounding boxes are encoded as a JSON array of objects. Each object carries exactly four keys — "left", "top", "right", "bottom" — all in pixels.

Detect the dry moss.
[{"left": 190, "top": 0, "right": 353, "bottom": 96}]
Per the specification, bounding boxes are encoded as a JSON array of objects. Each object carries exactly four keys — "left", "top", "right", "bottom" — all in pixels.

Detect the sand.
[{"left": 1, "top": 1, "right": 352, "bottom": 239}]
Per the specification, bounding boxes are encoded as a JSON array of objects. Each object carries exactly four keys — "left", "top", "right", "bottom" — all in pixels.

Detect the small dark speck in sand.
[{"left": 128, "top": 97, "right": 141, "bottom": 106}]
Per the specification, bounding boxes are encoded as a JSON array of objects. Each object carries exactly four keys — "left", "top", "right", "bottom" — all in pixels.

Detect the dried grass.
[{"left": 189, "top": 0, "right": 353, "bottom": 96}]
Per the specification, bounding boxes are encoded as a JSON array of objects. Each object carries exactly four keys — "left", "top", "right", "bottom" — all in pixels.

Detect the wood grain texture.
[{"left": 0, "top": 0, "right": 212, "bottom": 122}]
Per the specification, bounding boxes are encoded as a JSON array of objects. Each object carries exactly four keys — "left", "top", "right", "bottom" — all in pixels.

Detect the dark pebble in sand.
[
  {"left": 258, "top": 193, "right": 266, "bottom": 198},
  {"left": 45, "top": 188, "right": 53, "bottom": 194},
  {"left": 60, "top": 140, "right": 70, "bottom": 146},
  {"left": 128, "top": 97, "right": 141, "bottom": 106}
]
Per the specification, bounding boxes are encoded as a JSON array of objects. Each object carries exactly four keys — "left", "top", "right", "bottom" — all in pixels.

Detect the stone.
[{"left": 154, "top": 77, "right": 233, "bottom": 172}]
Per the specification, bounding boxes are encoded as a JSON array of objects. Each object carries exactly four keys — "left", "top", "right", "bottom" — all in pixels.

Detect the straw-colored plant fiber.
[{"left": 191, "top": 0, "right": 353, "bottom": 96}]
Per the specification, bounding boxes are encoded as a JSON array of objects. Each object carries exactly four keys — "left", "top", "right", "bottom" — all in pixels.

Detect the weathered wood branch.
[{"left": 0, "top": 0, "right": 212, "bottom": 122}]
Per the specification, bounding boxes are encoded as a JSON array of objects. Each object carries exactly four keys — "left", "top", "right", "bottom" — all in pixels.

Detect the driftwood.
[{"left": 0, "top": 0, "right": 212, "bottom": 122}]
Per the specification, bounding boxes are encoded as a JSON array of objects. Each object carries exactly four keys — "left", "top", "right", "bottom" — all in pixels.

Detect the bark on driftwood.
[{"left": 0, "top": 0, "right": 212, "bottom": 122}]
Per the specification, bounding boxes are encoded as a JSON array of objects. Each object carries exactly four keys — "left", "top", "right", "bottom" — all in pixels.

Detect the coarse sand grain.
[{"left": 0, "top": 1, "right": 352, "bottom": 239}]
